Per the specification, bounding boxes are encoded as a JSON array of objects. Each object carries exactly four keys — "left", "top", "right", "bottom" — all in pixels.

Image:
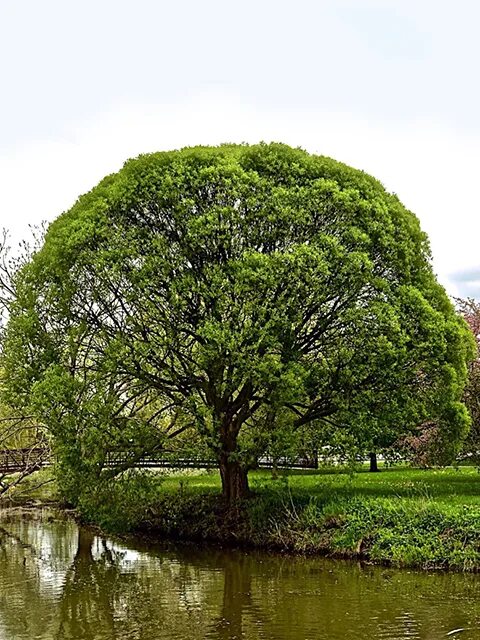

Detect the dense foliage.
[
  {"left": 456, "top": 298, "right": 480, "bottom": 463},
  {"left": 1, "top": 143, "right": 473, "bottom": 502}
]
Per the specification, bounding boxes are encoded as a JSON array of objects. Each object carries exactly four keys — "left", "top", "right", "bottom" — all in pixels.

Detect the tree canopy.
[
  {"left": 1, "top": 143, "right": 473, "bottom": 502},
  {"left": 456, "top": 298, "right": 480, "bottom": 463}
]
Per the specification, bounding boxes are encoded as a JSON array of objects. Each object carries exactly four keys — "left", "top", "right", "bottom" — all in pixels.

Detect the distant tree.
[
  {"left": 456, "top": 298, "right": 480, "bottom": 463},
  {"left": 1, "top": 144, "right": 473, "bottom": 504},
  {"left": 388, "top": 421, "right": 448, "bottom": 468},
  {"left": 0, "top": 227, "right": 50, "bottom": 497},
  {"left": 0, "top": 226, "right": 46, "bottom": 329},
  {"left": 0, "top": 229, "right": 18, "bottom": 334}
]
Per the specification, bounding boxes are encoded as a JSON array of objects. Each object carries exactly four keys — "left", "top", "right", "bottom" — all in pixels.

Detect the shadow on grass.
[
  {"left": 254, "top": 466, "right": 480, "bottom": 503},
  {"left": 159, "top": 465, "right": 479, "bottom": 505}
]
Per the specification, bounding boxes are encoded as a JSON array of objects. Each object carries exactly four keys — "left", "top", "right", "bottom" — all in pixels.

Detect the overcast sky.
[{"left": 1, "top": 0, "right": 480, "bottom": 297}]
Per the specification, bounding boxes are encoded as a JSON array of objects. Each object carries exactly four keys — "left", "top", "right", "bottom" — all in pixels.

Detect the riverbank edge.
[
  {"left": 4, "top": 488, "right": 479, "bottom": 573},
  {"left": 131, "top": 492, "right": 480, "bottom": 573}
]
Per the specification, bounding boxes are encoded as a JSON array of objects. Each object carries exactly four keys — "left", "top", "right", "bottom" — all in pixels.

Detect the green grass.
[{"left": 159, "top": 464, "right": 480, "bottom": 507}]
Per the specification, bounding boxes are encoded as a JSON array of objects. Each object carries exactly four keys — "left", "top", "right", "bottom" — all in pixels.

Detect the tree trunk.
[
  {"left": 271, "top": 459, "right": 278, "bottom": 479},
  {"left": 75, "top": 528, "right": 95, "bottom": 562},
  {"left": 219, "top": 453, "right": 250, "bottom": 503},
  {"left": 369, "top": 451, "right": 379, "bottom": 472},
  {"left": 216, "top": 556, "right": 253, "bottom": 639}
]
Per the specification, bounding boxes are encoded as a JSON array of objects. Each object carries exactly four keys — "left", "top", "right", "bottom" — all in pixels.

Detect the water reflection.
[{"left": 0, "top": 510, "right": 478, "bottom": 640}]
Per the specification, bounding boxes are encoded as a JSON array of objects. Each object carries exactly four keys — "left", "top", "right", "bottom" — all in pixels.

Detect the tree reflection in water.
[
  {"left": 0, "top": 512, "right": 478, "bottom": 640},
  {"left": 56, "top": 528, "right": 118, "bottom": 638},
  {"left": 210, "top": 554, "right": 270, "bottom": 640}
]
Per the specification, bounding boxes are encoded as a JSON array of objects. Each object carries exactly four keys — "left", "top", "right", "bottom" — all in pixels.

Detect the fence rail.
[
  {"left": 104, "top": 453, "right": 318, "bottom": 470},
  {"left": 0, "top": 448, "right": 318, "bottom": 474},
  {"left": 0, "top": 447, "right": 50, "bottom": 474}
]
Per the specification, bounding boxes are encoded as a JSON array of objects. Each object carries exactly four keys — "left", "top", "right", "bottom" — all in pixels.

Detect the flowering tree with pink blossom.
[{"left": 456, "top": 298, "right": 480, "bottom": 463}]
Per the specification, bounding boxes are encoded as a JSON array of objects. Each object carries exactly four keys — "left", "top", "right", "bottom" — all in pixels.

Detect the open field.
[
  {"left": 7, "top": 463, "right": 480, "bottom": 507},
  {"left": 159, "top": 465, "right": 480, "bottom": 507}
]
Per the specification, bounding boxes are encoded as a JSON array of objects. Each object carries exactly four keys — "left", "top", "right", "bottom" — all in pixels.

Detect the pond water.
[{"left": 0, "top": 510, "right": 478, "bottom": 640}]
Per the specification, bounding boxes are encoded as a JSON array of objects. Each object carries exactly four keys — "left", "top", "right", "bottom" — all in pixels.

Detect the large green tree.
[{"left": 1, "top": 144, "right": 473, "bottom": 502}]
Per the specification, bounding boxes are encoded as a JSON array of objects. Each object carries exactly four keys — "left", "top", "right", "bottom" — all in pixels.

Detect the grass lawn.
[{"left": 158, "top": 464, "right": 480, "bottom": 507}]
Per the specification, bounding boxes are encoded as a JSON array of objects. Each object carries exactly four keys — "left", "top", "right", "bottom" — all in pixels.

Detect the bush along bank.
[{"left": 76, "top": 476, "right": 480, "bottom": 573}]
